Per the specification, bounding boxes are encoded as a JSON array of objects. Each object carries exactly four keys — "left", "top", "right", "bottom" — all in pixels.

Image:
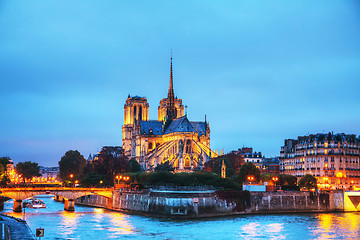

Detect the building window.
[
  {"left": 186, "top": 139, "right": 192, "bottom": 153},
  {"left": 138, "top": 106, "right": 142, "bottom": 121}
]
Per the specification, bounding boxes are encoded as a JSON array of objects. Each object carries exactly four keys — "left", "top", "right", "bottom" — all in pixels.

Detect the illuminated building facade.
[
  {"left": 122, "top": 58, "right": 218, "bottom": 171},
  {"left": 280, "top": 133, "right": 360, "bottom": 190}
]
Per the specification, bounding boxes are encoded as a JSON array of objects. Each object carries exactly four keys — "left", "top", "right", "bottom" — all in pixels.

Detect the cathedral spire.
[
  {"left": 166, "top": 53, "right": 177, "bottom": 123},
  {"left": 167, "top": 53, "right": 174, "bottom": 100}
]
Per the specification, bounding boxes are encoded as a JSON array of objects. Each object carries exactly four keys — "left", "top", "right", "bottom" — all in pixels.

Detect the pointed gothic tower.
[
  {"left": 158, "top": 56, "right": 184, "bottom": 122},
  {"left": 166, "top": 56, "right": 177, "bottom": 121}
]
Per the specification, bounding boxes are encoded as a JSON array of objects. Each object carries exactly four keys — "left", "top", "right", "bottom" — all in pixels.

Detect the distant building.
[
  {"left": 5, "top": 158, "right": 17, "bottom": 182},
  {"left": 122, "top": 57, "right": 218, "bottom": 171},
  {"left": 280, "top": 132, "right": 360, "bottom": 190},
  {"left": 36, "top": 166, "right": 60, "bottom": 183},
  {"left": 231, "top": 147, "right": 263, "bottom": 168},
  {"left": 261, "top": 157, "right": 280, "bottom": 175}
]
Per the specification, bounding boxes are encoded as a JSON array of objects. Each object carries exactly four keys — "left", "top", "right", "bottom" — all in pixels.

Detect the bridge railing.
[{"left": 149, "top": 184, "right": 219, "bottom": 191}]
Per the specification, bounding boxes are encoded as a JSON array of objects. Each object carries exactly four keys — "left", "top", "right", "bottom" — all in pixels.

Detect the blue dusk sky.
[{"left": 1, "top": 1, "right": 360, "bottom": 167}]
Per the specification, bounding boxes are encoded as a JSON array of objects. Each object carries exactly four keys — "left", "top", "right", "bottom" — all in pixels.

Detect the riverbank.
[
  {"left": 0, "top": 214, "right": 35, "bottom": 240},
  {"left": 74, "top": 190, "right": 345, "bottom": 219}
]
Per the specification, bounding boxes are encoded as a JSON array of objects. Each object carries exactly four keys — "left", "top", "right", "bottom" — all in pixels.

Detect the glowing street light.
[
  {"left": 115, "top": 175, "right": 123, "bottom": 184},
  {"left": 247, "top": 176, "right": 254, "bottom": 182},
  {"left": 272, "top": 177, "right": 279, "bottom": 185}
]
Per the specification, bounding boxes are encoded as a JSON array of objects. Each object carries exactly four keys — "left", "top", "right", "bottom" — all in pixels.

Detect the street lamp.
[
  {"left": 272, "top": 176, "right": 279, "bottom": 186},
  {"left": 115, "top": 175, "right": 122, "bottom": 184},
  {"left": 69, "top": 174, "right": 74, "bottom": 187},
  {"left": 247, "top": 176, "right": 254, "bottom": 184}
]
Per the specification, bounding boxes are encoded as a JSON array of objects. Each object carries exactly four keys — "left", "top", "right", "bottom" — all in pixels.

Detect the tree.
[
  {"left": 15, "top": 161, "right": 41, "bottom": 182},
  {"left": 154, "top": 161, "right": 174, "bottom": 172},
  {"left": 261, "top": 173, "right": 278, "bottom": 182},
  {"left": 0, "top": 157, "right": 10, "bottom": 187},
  {"left": 204, "top": 153, "right": 244, "bottom": 177},
  {"left": 0, "top": 174, "right": 9, "bottom": 187},
  {"left": 238, "top": 162, "right": 260, "bottom": 183},
  {"left": 82, "top": 172, "right": 105, "bottom": 187},
  {"left": 0, "top": 157, "right": 10, "bottom": 173},
  {"left": 59, "top": 150, "right": 86, "bottom": 181},
  {"left": 299, "top": 174, "right": 317, "bottom": 190},
  {"left": 129, "top": 158, "right": 141, "bottom": 172},
  {"left": 279, "top": 174, "right": 297, "bottom": 186},
  {"left": 84, "top": 146, "right": 129, "bottom": 186}
]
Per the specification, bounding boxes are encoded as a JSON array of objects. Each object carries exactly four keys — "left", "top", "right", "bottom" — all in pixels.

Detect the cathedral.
[{"left": 122, "top": 58, "right": 218, "bottom": 171}]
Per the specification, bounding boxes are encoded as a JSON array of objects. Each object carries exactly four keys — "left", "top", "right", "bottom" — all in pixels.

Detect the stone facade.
[
  {"left": 75, "top": 190, "right": 345, "bottom": 218},
  {"left": 280, "top": 133, "right": 360, "bottom": 190}
]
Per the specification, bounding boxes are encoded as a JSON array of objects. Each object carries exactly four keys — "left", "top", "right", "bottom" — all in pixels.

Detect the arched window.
[
  {"left": 139, "top": 106, "right": 142, "bottom": 121},
  {"left": 133, "top": 106, "right": 137, "bottom": 121},
  {"left": 186, "top": 140, "right": 192, "bottom": 153},
  {"left": 148, "top": 142, "right": 153, "bottom": 150}
]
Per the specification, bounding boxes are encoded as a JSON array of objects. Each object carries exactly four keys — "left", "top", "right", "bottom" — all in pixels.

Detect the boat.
[{"left": 23, "top": 198, "right": 46, "bottom": 208}]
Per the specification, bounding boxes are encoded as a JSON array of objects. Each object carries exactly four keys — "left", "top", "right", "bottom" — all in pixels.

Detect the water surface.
[{"left": 2, "top": 196, "right": 360, "bottom": 239}]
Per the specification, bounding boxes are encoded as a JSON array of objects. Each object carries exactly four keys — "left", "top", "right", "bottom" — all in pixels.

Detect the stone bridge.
[{"left": 0, "top": 187, "right": 113, "bottom": 212}]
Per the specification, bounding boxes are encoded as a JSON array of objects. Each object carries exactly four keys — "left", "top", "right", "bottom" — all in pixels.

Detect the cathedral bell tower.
[{"left": 122, "top": 95, "right": 149, "bottom": 157}]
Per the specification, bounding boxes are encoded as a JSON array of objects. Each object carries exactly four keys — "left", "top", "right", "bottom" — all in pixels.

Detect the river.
[{"left": 2, "top": 195, "right": 360, "bottom": 239}]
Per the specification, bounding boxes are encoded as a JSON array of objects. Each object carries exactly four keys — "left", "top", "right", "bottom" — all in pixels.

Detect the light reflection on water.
[{"left": 2, "top": 196, "right": 360, "bottom": 239}]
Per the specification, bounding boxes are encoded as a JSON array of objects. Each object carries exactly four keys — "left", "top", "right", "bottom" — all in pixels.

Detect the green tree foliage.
[
  {"left": 0, "top": 174, "right": 9, "bottom": 187},
  {"left": 0, "top": 157, "right": 10, "bottom": 173},
  {"left": 84, "top": 146, "right": 129, "bottom": 186},
  {"left": 204, "top": 153, "right": 244, "bottom": 177},
  {"left": 0, "top": 157, "right": 10, "bottom": 187},
  {"left": 129, "top": 158, "right": 142, "bottom": 172},
  {"left": 15, "top": 161, "right": 41, "bottom": 182},
  {"left": 279, "top": 174, "right": 297, "bottom": 186},
  {"left": 59, "top": 150, "right": 86, "bottom": 181},
  {"left": 129, "top": 171, "right": 241, "bottom": 190},
  {"left": 299, "top": 174, "right": 317, "bottom": 190},
  {"left": 81, "top": 172, "right": 105, "bottom": 187},
  {"left": 238, "top": 162, "right": 261, "bottom": 183},
  {"left": 261, "top": 173, "right": 277, "bottom": 182},
  {"left": 154, "top": 161, "right": 174, "bottom": 172}
]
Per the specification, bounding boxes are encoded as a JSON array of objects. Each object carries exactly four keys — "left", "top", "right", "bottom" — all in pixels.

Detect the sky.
[{"left": 1, "top": 1, "right": 360, "bottom": 167}]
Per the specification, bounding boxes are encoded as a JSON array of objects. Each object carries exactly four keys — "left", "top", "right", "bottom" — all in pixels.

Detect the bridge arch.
[{"left": 0, "top": 188, "right": 113, "bottom": 212}]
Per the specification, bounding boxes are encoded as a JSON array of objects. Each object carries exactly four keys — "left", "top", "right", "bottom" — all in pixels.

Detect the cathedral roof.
[
  {"left": 190, "top": 121, "right": 207, "bottom": 136},
  {"left": 164, "top": 115, "right": 206, "bottom": 136},
  {"left": 140, "top": 120, "right": 163, "bottom": 135}
]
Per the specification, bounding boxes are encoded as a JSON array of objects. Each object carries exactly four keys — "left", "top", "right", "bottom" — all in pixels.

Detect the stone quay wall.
[
  {"left": 76, "top": 190, "right": 236, "bottom": 218},
  {"left": 75, "top": 190, "right": 345, "bottom": 218},
  {"left": 250, "top": 191, "right": 344, "bottom": 213}
]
